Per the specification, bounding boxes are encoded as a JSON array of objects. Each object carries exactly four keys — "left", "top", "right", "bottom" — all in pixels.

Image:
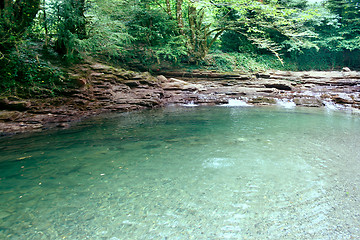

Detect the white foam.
[
  {"left": 323, "top": 101, "right": 343, "bottom": 111},
  {"left": 182, "top": 101, "right": 198, "bottom": 107},
  {"left": 276, "top": 99, "right": 296, "bottom": 109},
  {"left": 222, "top": 99, "right": 251, "bottom": 107}
]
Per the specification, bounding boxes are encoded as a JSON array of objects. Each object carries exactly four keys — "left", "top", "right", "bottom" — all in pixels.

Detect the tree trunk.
[
  {"left": 188, "top": 4, "right": 196, "bottom": 48},
  {"left": 165, "top": 0, "right": 171, "bottom": 18},
  {"left": 1, "top": 0, "right": 11, "bottom": 9},
  {"left": 42, "top": 0, "right": 49, "bottom": 47},
  {"left": 0, "top": 0, "right": 12, "bottom": 16},
  {"left": 176, "top": 0, "right": 184, "bottom": 34}
]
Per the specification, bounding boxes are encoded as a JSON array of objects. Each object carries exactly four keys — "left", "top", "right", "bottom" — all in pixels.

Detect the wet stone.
[{"left": 294, "top": 98, "right": 323, "bottom": 107}]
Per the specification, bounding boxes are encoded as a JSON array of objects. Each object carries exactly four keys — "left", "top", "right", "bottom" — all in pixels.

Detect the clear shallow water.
[{"left": 0, "top": 106, "right": 360, "bottom": 240}]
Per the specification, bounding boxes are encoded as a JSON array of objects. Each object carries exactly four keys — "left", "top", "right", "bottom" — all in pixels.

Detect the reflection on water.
[{"left": 0, "top": 106, "right": 360, "bottom": 239}]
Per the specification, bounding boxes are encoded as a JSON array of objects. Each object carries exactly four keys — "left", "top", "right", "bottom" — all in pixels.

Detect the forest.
[{"left": 0, "top": 0, "right": 359, "bottom": 97}]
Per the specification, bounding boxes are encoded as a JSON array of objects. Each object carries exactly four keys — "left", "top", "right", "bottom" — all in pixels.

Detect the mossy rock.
[{"left": 0, "top": 111, "right": 22, "bottom": 121}]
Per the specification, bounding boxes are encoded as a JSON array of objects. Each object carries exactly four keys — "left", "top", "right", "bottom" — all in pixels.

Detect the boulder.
[
  {"left": 157, "top": 75, "right": 168, "bottom": 83},
  {"left": 76, "top": 78, "right": 87, "bottom": 87}
]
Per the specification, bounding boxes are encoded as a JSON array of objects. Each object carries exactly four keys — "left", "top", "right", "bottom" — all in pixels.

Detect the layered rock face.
[
  {"left": 159, "top": 70, "right": 360, "bottom": 109},
  {"left": 0, "top": 62, "right": 165, "bottom": 134},
  {"left": 1, "top": 63, "right": 360, "bottom": 135}
]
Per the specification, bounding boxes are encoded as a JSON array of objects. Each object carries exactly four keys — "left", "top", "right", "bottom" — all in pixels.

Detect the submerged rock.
[
  {"left": 235, "top": 137, "right": 247, "bottom": 143},
  {"left": 0, "top": 210, "right": 11, "bottom": 219}
]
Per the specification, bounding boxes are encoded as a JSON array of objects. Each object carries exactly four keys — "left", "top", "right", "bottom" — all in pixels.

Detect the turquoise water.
[{"left": 0, "top": 106, "right": 360, "bottom": 239}]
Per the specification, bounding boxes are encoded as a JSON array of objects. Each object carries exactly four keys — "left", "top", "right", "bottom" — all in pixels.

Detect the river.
[{"left": 0, "top": 106, "right": 359, "bottom": 239}]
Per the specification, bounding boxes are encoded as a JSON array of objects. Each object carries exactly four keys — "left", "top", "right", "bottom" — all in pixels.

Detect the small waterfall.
[
  {"left": 322, "top": 100, "right": 344, "bottom": 111},
  {"left": 182, "top": 101, "right": 198, "bottom": 107},
  {"left": 222, "top": 98, "right": 251, "bottom": 107},
  {"left": 276, "top": 99, "right": 296, "bottom": 109}
]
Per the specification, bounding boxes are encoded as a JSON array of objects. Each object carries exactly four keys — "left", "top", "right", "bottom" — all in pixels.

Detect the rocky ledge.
[
  {"left": 160, "top": 70, "right": 360, "bottom": 108},
  {"left": 1, "top": 63, "right": 360, "bottom": 136}
]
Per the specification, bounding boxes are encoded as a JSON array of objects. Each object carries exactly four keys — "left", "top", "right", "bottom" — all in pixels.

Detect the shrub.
[{"left": 0, "top": 42, "right": 66, "bottom": 98}]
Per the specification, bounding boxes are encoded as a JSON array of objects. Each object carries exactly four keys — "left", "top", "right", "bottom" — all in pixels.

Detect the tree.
[
  {"left": 187, "top": 3, "right": 226, "bottom": 62},
  {"left": 207, "top": 0, "right": 318, "bottom": 64},
  {"left": 325, "top": 0, "right": 360, "bottom": 66},
  {"left": 326, "top": 0, "right": 360, "bottom": 48},
  {"left": 0, "top": 0, "right": 41, "bottom": 54},
  {"left": 176, "top": 0, "right": 184, "bottom": 33},
  {"left": 51, "top": 0, "right": 88, "bottom": 58}
]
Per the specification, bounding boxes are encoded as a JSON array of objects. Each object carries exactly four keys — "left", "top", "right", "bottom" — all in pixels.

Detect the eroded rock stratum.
[{"left": 1, "top": 62, "right": 360, "bottom": 135}]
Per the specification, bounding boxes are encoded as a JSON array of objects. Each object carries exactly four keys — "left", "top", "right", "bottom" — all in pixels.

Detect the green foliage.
[
  {"left": 0, "top": 42, "right": 65, "bottom": 97},
  {"left": 0, "top": 0, "right": 68, "bottom": 98},
  {"left": 152, "top": 35, "right": 188, "bottom": 63},
  {"left": 84, "top": 0, "right": 360, "bottom": 70},
  {"left": 0, "top": 0, "right": 41, "bottom": 54},
  {"left": 208, "top": 0, "right": 320, "bottom": 64},
  {"left": 286, "top": 48, "right": 342, "bottom": 70},
  {"left": 201, "top": 51, "right": 296, "bottom": 72},
  {"left": 278, "top": 0, "right": 309, "bottom": 9},
  {"left": 220, "top": 31, "right": 257, "bottom": 53},
  {"left": 326, "top": 0, "right": 360, "bottom": 52},
  {"left": 48, "top": 0, "right": 87, "bottom": 61},
  {"left": 75, "top": 6, "right": 132, "bottom": 60},
  {"left": 94, "top": 0, "right": 188, "bottom": 68},
  {"left": 125, "top": 4, "right": 177, "bottom": 46},
  {"left": 286, "top": 0, "right": 360, "bottom": 69}
]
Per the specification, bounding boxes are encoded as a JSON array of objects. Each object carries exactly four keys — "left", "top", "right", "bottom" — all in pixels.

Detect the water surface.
[{"left": 0, "top": 106, "right": 360, "bottom": 239}]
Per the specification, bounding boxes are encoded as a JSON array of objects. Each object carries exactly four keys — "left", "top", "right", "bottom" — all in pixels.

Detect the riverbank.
[{"left": 1, "top": 61, "right": 360, "bottom": 136}]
